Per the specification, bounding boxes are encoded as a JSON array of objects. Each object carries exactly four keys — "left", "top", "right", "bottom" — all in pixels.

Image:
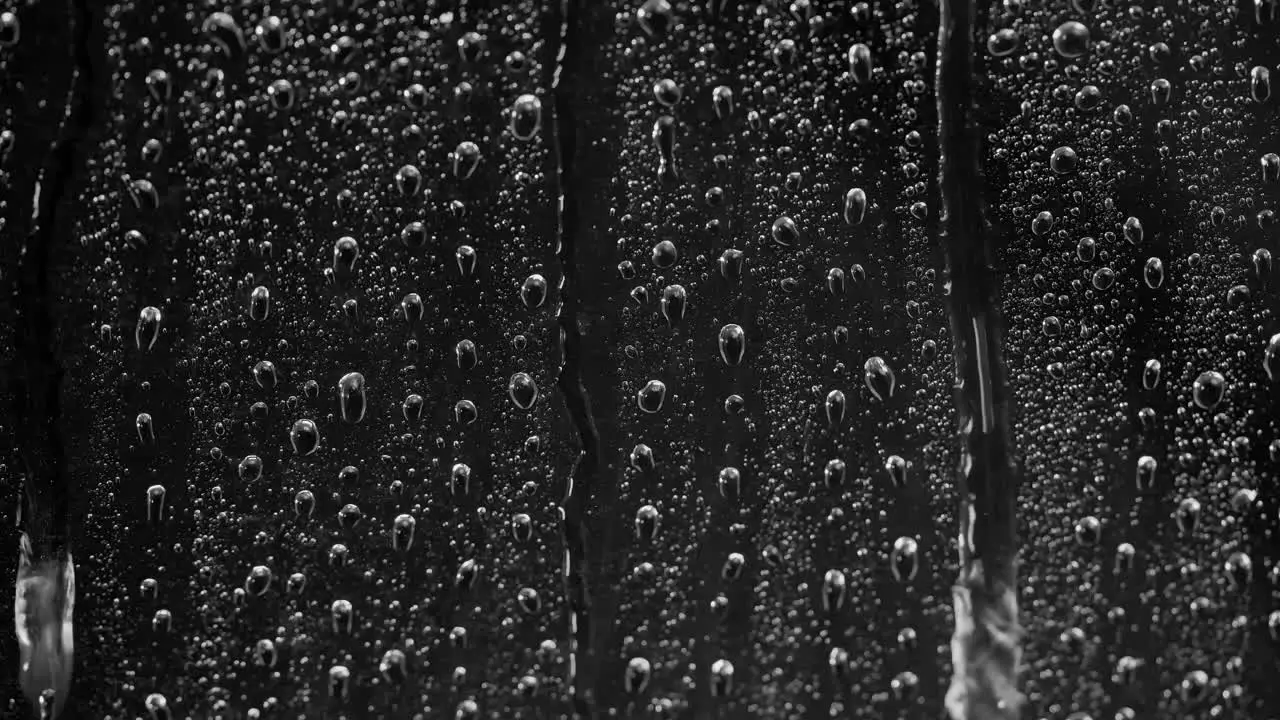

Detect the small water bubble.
[{"left": 402, "top": 393, "right": 425, "bottom": 422}]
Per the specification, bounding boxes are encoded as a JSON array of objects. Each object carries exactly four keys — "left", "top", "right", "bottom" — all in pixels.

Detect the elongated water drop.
[
  {"left": 1265, "top": 333, "right": 1280, "bottom": 381},
  {"left": 290, "top": 419, "right": 320, "bottom": 455},
  {"left": 510, "top": 94, "right": 542, "bottom": 141},
  {"left": 864, "top": 356, "right": 895, "bottom": 401},
  {"left": 509, "top": 373, "right": 539, "bottom": 410},
  {"left": 136, "top": 306, "right": 162, "bottom": 351},
  {"left": 844, "top": 187, "right": 867, "bottom": 225},
  {"left": 337, "top": 372, "right": 366, "bottom": 423},
  {"left": 718, "top": 324, "right": 746, "bottom": 366}
]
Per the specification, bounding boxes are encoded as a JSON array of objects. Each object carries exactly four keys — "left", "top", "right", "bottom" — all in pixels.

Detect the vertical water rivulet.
[{"left": 936, "top": 0, "right": 1023, "bottom": 717}]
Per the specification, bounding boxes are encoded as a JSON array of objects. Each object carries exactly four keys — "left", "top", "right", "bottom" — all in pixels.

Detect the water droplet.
[
  {"left": 289, "top": 419, "right": 320, "bottom": 455},
  {"left": 1142, "top": 358, "right": 1162, "bottom": 389},
  {"left": 660, "top": 284, "right": 687, "bottom": 326},
  {"left": 1143, "top": 257, "right": 1164, "bottom": 288},
  {"left": 392, "top": 514, "right": 416, "bottom": 551},
  {"left": 771, "top": 216, "right": 800, "bottom": 246},
  {"left": 890, "top": 537, "right": 919, "bottom": 582},
  {"left": 635, "top": 504, "right": 661, "bottom": 541},
  {"left": 238, "top": 455, "right": 263, "bottom": 482},
  {"left": 403, "top": 393, "right": 425, "bottom": 423},
  {"left": 847, "top": 43, "right": 873, "bottom": 82},
  {"left": 885, "top": 455, "right": 907, "bottom": 488},
  {"left": 718, "top": 324, "right": 746, "bottom": 366},
  {"left": 825, "top": 389, "right": 846, "bottom": 426},
  {"left": 637, "top": 379, "right": 667, "bottom": 413},
  {"left": 453, "top": 141, "right": 481, "bottom": 179},
  {"left": 509, "top": 373, "right": 539, "bottom": 410},
  {"left": 136, "top": 412, "right": 154, "bottom": 445},
  {"left": 710, "top": 659, "right": 735, "bottom": 697},
  {"left": 1051, "top": 21, "right": 1090, "bottom": 58},
  {"left": 146, "top": 484, "right": 165, "bottom": 525},
  {"left": 510, "top": 94, "right": 542, "bottom": 141},
  {"left": 521, "top": 274, "right": 548, "bottom": 309},
  {"left": 625, "top": 657, "right": 652, "bottom": 695},
  {"left": 1252, "top": 65, "right": 1271, "bottom": 103},
  {"left": 337, "top": 372, "right": 366, "bottom": 423},
  {"left": 1191, "top": 370, "right": 1226, "bottom": 410},
  {"left": 249, "top": 286, "right": 270, "bottom": 321},
  {"left": 1264, "top": 333, "right": 1280, "bottom": 381},
  {"left": 1122, "top": 216, "right": 1144, "bottom": 245},
  {"left": 136, "top": 306, "right": 162, "bottom": 351},
  {"left": 843, "top": 187, "right": 868, "bottom": 224},
  {"left": 864, "top": 356, "right": 896, "bottom": 401},
  {"left": 987, "top": 28, "right": 1020, "bottom": 57}
]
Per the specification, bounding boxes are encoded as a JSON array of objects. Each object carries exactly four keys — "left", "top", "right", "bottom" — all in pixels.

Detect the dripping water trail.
[
  {"left": 13, "top": 0, "right": 99, "bottom": 561},
  {"left": 548, "top": 0, "right": 600, "bottom": 716},
  {"left": 936, "top": 0, "right": 1023, "bottom": 718},
  {"left": 8, "top": 0, "right": 103, "bottom": 715}
]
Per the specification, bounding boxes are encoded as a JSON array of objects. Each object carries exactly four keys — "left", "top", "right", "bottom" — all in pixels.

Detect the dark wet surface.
[{"left": 0, "top": 1, "right": 1278, "bottom": 719}]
